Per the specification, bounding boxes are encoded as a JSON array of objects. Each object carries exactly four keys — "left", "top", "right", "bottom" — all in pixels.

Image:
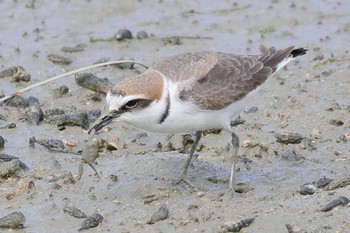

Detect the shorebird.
[{"left": 90, "top": 45, "right": 307, "bottom": 191}]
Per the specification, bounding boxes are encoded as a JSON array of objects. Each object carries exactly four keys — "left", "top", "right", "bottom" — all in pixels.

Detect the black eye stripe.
[{"left": 122, "top": 99, "right": 153, "bottom": 111}]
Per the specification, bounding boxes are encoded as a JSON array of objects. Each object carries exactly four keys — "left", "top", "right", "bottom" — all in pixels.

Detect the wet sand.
[{"left": 0, "top": 1, "right": 350, "bottom": 232}]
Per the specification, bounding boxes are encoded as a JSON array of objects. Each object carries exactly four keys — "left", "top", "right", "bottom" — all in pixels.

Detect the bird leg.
[
  {"left": 173, "top": 131, "right": 202, "bottom": 187},
  {"left": 229, "top": 132, "right": 240, "bottom": 192}
]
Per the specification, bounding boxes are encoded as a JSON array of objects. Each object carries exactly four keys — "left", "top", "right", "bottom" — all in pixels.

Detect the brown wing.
[{"left": 176, "top": 45, "right": 295, "bottom": 110}]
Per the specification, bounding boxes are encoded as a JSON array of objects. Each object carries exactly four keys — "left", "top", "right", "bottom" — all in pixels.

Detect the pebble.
[
  {"left": 0, "top": 212, "right": 26, "bottom": 229},
  {"left": 78, "top": 213, "right": 103, "bottom": 231},
  {"left": 26, "top": 96, "right": 40, "bottom": 106},
  {"left": 109, "top": 174, "right": 118, "bottom": 182},
  {"left": 4, "top": 96, "right": 28, "bottom": 108},
  {"left": 46, "top": 112, "right": 90, "bottom": 130},
  {"left": 61, "top": 43, "right": 86, "bottom": 53},
  {"left": 321, "top": 196, "right": 350, "bottom": 212},
  {"left": 218, "top": 217, "right": 255, "bottom": 233},
  {"left": 275, "top": 132, "right": 304, "bottom": 144},
  {"left": 34, "top": 138, "right": 65, "bottom": 152},
  {"left": 0, "top": 135, "right": 4, "bottom": 150},
  {"left": 0, "top": 123, "right": 16, "bottom": 129},
  {"left": 28, "top": 105, "right": 44, "bottom": 125},
  {"left": 147, "top": 204, "right": 169, "bottom": 224},
  {"left": 245, "top": 106, "right": 258, "bottom": 114},
  {"left": 0, "top": 66, "right": 31, "bottom": 82},
  {"left": 63, "top": 203, "right": 87, "bottom": 218},
  {"left": 162, "top": 36, "right": 182, "bottom": 45},
  {"left": 115, "top": 29, "right": 133, "bottom": 41},
  {"left": 53, "top": 85, "right": 69, "bottom": 97},
  {"left": 75, "top": 73, "right": 113, "bottom": 94},
  {"left": 47, "top": 54, "right": 72, "bottom": 65},
  {"left": 136, "top": 30, "right": 149, "bottom": 39},
  {"left": 286, "top": 223, "right": 307, "bottom": 233},
  {"left": 313, "top": 177, "right": 333, "bottom": 188},
  {"left": 0, "top": 160, "right": 22, "bottom": 178},
  {"left": 298, "top": 183, "right": 317, "bottom": 195},
  {"left": 329, "top": 119, "right": 344, "bottom": 126},
  {"left": 280, "top": 150, "right": 304, "bottom": 161},
  {"left": 106, "top": 136, "right": 125, "bottom": 150}
]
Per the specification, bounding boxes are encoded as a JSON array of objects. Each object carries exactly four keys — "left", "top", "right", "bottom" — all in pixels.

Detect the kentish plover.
[{"left": 90, "top": 45, "right": 307, "bottom": 191}]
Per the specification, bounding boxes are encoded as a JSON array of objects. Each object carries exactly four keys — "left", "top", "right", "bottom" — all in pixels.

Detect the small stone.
[
  {"left": 321, "top": 196, "right": 350, "bottom": 212},
  {"left": 280, "top": 150, "right": 304, "bottom": 161},
  {"left": 147, "top": 204, "right": 169, "bottom": 224},
  {"left": 245, "top": 106, "right": 258, "bottom": 114},
  {"left": 115, "top": 29, "right": 132, "bottom": 41},
  {"left": 218, "top": 217, "right": 255, "bottom": 233},
  {"left": 311, "top": 128, "right": 321, "bottom": 139},
  {"left": 26, "top": 96, "right": 40, "bottom": 106},
  {"left": 275, "top": 132, "right": 304, "bottom": 144},
  {"left": 0, "top": 211, "right": 26, "bottom": 229},
  {"left": 63, "top": 203, "right": 87, "bottom": 218},
  {"left": 109, "top": 174, "right": 118, "bottom": 182},
  {"left": 106, "top": 136, "right": 125, "bottom": 151},
  {"left": 313, "top": 177, "right": 333, "bottom": 188},
  {"left": 0, "top": 135, "right": 4, "bottom": 150},
  {"left": 75, "top": 73, "right": 113, "bottom": 94},
  {"left": 78, "top": 213, "right": 103, "bottom": 231},
  {"left": 298, "top": 183, "right": 317, "bottom": 195},
  {"left": 61, "top": 43, "right": 86, "bottom": 53},
  {"left": 136, "top": 30, "right": 149, "bottom": 39},
  {"left": 47, "top": 54, "right": 72, "bottom": 65},
  {"left": 329, "top": 119, "right": 344, "bottom": 126},
  {"left": 4, "top": 96, "right": 28, "bottom": 108}
]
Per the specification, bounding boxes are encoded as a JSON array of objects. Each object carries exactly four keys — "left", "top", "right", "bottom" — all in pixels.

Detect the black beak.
[{"left": 88, "top": 113, "right": 118, "bottom": 135}]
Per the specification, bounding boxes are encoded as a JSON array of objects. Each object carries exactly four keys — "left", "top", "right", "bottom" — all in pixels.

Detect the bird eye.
[{"left": 124, "top": 99, "right": 139, "bottom": 109}]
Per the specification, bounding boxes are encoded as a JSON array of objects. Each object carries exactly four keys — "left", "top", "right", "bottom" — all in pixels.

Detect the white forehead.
[{"left": 106, "top": 91, "right": 144, "bottom": 111}]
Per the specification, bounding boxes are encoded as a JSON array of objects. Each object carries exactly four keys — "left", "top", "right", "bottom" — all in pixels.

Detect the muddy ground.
[{"left": 0, "top": 0, "right": 350, "bottom": 232}]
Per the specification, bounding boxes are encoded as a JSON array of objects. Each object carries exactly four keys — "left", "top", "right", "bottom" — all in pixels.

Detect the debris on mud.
[
  {"left": 0, "top": 123, "right": 16, "bottom": 129},
  {"left": 52, "top": 85, "right": 69, "bottom": 97},
  {"left": 0, "top": 211, "right": 26, "bottom": 229},
  {"left": 0, "top": 66, "right": 31, "bottom": 82},
  {"left": 61, "top": 43, "right": 86, "bottom": 53},
  {"left": 143, "top": 193, "right": 170, "bottom": 205},
  {"left": 106, "top": 136, "right": 125, "bottom": 151},
  {"left": 47, "top": 54, "right": 73, "bottom": 65},
  {"left": 4, "top": 96, "right": 28, "bottom": 108},
  {"left": 75, "top": 73, "right": 113, "bottom": 94},
  {"left": 147, "top": 204, "right": 169, "bottom": 224},
  {"left": 280, "top": 150, "right": 305, "bottom": 161},
  {"left": 6, "top": 180, "right": 35, "bottom": 200},
  {"left": 275, "top": 132, "right": 304, "bottom": 144},
  {"left": 0, "top": 153, "right": 28, "bottom": 170},
  {"left": 285, "top": 223, "right": 307, "bottom": 233},
  {"left": 0, "top": 159, "right": 27, "bottom": 178},
  {"left": 218, "top": 217, "right": 255, "bottom": 233},
  {"left": 63, "top": 203, "right": 88, "bottom": 218},
  {"left": 326, "top": 174, "right": 350, "bottom": 190},
  {"left": 78, "top": 213, "right": 103, "bottom": 231},
  {"left": 320, "top": 196, "right": 350, "bottom": 212}
]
